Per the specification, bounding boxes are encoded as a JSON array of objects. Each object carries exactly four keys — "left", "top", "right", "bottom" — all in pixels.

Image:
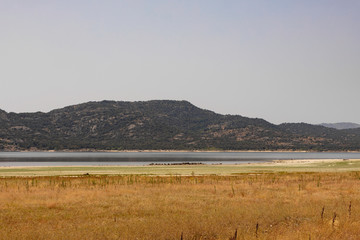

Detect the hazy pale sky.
[{"left": 1, "top": 1, "right": 359, "bottom": 124}]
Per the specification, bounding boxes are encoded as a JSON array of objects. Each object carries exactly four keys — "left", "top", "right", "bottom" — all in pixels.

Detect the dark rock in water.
[{"left": 149, "top": 162, "right": 205, "bottom": 166}]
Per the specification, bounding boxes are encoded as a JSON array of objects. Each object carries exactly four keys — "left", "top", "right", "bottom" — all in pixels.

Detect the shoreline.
[
  {"left": 266, "top": 158, "right": 360, "bottom": 166},
  {"left": 2, "top": 149, "right": 360, "bottom": 153},
  {"left": 1, "top": 158, "right": 360, "bottom": 176},
  {"left": 1, "top": 158, "right": 360, "bottom": 169}
]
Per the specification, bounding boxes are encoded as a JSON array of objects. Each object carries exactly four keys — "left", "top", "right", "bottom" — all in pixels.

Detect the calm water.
[{"left": 0, "top": 151, "right": 360, "bottom": 167}]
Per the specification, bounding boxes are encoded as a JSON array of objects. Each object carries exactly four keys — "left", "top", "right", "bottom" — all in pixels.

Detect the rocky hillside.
[{"left": 0, "top": 100, "right": 360, "bottom": 151}]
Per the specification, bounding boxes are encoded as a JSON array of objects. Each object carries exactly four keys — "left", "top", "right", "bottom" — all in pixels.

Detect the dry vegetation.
[{"left": 0, "top": 172, "right": 360, "bottom": 239}]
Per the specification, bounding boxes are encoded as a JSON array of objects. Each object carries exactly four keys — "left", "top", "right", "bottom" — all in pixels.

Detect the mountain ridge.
[
  {"left": 0, "top": 100, "right": 359, "bottom": 151},
  {"left": 320, "top": 122, "right": 360, "bottom": 130}
]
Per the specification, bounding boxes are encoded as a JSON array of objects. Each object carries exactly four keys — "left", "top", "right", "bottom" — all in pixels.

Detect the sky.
[{"left": 1, "top": 1, "right": 359, "bottom": 124}]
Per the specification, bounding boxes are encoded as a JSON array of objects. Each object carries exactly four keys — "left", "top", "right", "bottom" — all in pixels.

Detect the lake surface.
[{"left": 0, "top": 151, "right": 360, "bottom": 167}]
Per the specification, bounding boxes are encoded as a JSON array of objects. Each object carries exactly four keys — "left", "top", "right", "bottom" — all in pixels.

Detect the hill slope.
[
  {"left": 0, "top": 100, "right": 359, "bottom": 151},
  {"left": 320, "top": 122, "right": 360, "bottom": 130}
]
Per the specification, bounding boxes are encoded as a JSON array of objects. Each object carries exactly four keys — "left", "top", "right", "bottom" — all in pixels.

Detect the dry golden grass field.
[{"left": 0, "top": 170, "right": 360, "bottom": 239}]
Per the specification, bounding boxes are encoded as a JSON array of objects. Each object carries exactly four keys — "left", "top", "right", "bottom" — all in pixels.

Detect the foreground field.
[{"left": 0, "top": 172, "right": 360, "bottom": 239}]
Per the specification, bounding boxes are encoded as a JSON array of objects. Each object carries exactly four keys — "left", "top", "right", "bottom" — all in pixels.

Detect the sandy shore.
[{"left": 272, "top": 158, "right": 360, "bottom": 164}]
